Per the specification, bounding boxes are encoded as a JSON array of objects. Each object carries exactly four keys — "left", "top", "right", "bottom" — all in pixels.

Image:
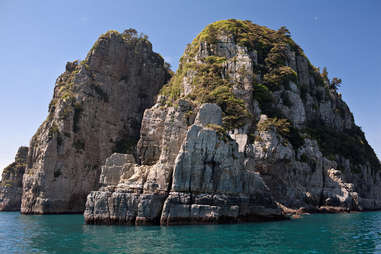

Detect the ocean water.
[{"left": 1, "top": 212, "right": 381, "bottom": 253}]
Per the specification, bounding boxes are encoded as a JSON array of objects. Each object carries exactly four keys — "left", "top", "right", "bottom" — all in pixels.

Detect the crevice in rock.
[{"left": 319, "top": 167, "right": 326, "bottom": 207}]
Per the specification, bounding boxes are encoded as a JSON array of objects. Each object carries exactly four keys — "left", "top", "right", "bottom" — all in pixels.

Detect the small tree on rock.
[
  {"left": 277, "top": 26, "right": 291, "bottom": 38},
  {"left": 122, "top": 28, "right": 138, "bottom": 39},
  {"left": 330, "top": 77, "right": 342, "bottom": 91}
]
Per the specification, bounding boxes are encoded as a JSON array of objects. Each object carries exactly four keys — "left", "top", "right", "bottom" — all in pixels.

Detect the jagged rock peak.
[
  {"left": 159, "top": 19, "right": 379, "bottom": 173},
  {"left": 20, "top": 28, "right": 171, "bottom": 214},
  {"left": 85, "top": 19, "right": 381, "bottom": 226},
  {"left": 0, "top": 146, "right": 28, "bottom": 211}
]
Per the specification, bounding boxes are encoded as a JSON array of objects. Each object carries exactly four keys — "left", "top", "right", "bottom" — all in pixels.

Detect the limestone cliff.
[
  {"left": 85, "top": 103, "right": 283, "bottom": 225},
  {"left": 21, "top": 29, "right": 170, "bottom": 214},
  {"left": 0, "top": 147, "right": 28, "bottom": 211},
  {"left": 85, "top": 19, "right": 380, "bottom": 225}
]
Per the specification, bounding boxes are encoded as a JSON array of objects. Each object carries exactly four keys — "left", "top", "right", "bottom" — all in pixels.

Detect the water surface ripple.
[{"left": 1, "top": 211, "right": 381, "bottom": 253}]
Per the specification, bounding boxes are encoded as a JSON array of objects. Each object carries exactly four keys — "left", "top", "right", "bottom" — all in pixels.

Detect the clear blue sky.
[{"left": 0, "top": 0, "right": 380, "bottom": 171}]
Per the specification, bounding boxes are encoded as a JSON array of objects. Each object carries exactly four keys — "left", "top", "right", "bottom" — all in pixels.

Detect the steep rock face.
[
  {"left": 21, "top": 30, "right": 170, "bottom": 214},
  {"left": 0, "top": 147, "right": 28, "bottom": 211},
  {"left": 252, "top": 116, "right": 358, "bottom": 211},
  {"left": 85, "top": 19, "right": 379, "bottom": 224},
  {"left": 85, "top": 103, "right": 284, "bottom": 224}
]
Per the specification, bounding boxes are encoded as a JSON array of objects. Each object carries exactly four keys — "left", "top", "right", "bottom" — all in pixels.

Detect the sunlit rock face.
[
  {"left": 0, "top": 19, "right": 376, "bottom": 222},
  {"left": 0, "top": 147, "right": 28, "bottom": 211},
  {"left": 20, "top": 30, "right": 170, "bottom": 214},
  {"left": 84, "top": 20, "right": 380, "bottom": 225},
  {"left": 84, "top": 103, "right": 284, "bottom": 225}
]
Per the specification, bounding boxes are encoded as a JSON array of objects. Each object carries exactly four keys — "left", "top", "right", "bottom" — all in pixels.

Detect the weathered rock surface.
[
  {"left": 85, "top": 19, "right": 381, "bottom": 225},
  {"left": 21, "top": 30, "right": 170, "bottom": 214},
  {"left": 85, "top": 103, "right": 284, "bottom": 225},
  {"left": 2, "top": 19, "right": 378, "bottom": 225},
  {"left": 0, "top": 147, "right": 28, "bottom": 211}
]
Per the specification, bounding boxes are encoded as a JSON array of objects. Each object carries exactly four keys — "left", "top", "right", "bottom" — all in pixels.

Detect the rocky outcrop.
[
  {"left": 85, "top": 19, "right": 380, "bottom": 225},
  {"left": 252, "top": 116, "right": 359, "bottom": 212},
  {"left": 21, "top": 29, "right": 170, "bottom": 214},
  {"left": 0, "top": 19, "right": 376, "bottom": 224},
  {"left": 85, "top": 103, "right": 284, "bottom": 225},
  {"left": 0, "top": 147, "right": 28, "bottom": 211}
]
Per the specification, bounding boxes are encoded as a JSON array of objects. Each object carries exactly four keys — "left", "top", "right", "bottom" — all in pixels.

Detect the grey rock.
[
  {"left": 85, "top": 104, "right": 285, "bottom": 225},
  {"left": 84, "top": 22, "right": 381, "bottom": 225},
  {"left": 0, "top": 147, "right": 28, "bottom": 211},
  {"left": 194, "top": 103, "right": 222, "bottom": 127},
  {"left": 21, "top": 31, "right": 170, "bottom": 214},
  {"left": 12, "top": 21, "right": 378, "bottom": 225}
]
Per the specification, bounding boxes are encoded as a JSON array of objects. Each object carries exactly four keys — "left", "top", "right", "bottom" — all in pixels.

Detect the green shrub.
[
  {"left": 264, "top": 66, "right": 297, "bottom": 90},
  {"left": 190, "top": 19, "right": 302, "bottom": 60},
  {"left": 330, "top": 77, "right": 342, "bottom": 91},
  {"left": 160, "top": 50, "right": 250, "bottom": 130},
  {"left": 159, "top": 78, "right": 182, "bottom": 104},
  {"left": 157, "top": 19, "right": 311, "bottom": 135},
  {"left": 257, "top": 117, "right": 290, "bottom": 136},
  {"left": 257, "top": 117, "right": 304, "bottom": 149},
  {"left": 252, "top": 83, "right": 285, "bottom": 119},
  {"left": 253, "top": 83, "right": 273, "bottom": 106},
  {"left": 265, "top": 42, "right": 288, "bottom": 69},
  {"left": 159, "top": 61, "right": 195, "bottom": 104},
  {"left": 204, "top": 86, "right": 251, "bottom": 129},
  {"left": 206, "top": 124, "right": 231, "bottom": 142},
  {"left": 204, "top": 56, "right": 226, "bottom": 65},
  {"left": 305, "top": 120, "right": 380, "bottom": 172}
]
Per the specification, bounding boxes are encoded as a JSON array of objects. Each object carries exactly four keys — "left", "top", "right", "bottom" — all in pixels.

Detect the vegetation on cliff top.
[
  {"left": 189, "top": 19, "right": 303, "bottom": 58},
  {"left": 160, "top": 53, "right": 252, "bottom": 130},
  {"left": 159, "top": 19, "right": 309, "bottom": 131},
  {"left": 159, "top": 19, "right": 380, "bottom": 172},
  {"left": 160, "top": 19, "right": 303, "bottom": 130},
  {"left": 0, "top": 161, "right": 26, "bottom": 188}
]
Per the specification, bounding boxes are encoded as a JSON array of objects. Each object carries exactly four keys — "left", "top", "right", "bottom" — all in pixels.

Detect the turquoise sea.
[{"left": 1, "top": 211, "right": 381, "bottom": 253}]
